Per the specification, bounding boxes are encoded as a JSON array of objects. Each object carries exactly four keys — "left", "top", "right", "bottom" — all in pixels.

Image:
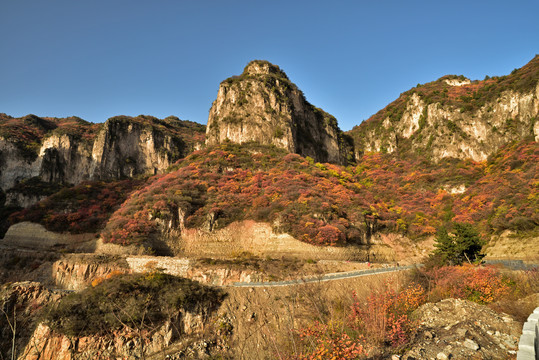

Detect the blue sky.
[{"left": 1, "top": 1, "right": 538, "bottom": 131}]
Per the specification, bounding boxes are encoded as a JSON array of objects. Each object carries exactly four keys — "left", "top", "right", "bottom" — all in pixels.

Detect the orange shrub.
[
  {"left": 425, "top": 264, "right": 512, "bottom": 304},
  {"left": 91, "top": 270, "right": 127, "bottom": 287},
  {"left": 295, "top": 321, "right": 368, "bottom": 360},
  {"left": 349, "top": 282, "right": 425, "bottom": 347}
]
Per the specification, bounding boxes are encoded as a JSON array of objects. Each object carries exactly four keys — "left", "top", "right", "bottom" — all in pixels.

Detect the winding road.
[{"left": 230, "top": 264, "right": 418, "bottom": 287}]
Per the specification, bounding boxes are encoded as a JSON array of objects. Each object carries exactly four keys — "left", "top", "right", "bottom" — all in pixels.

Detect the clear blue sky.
[{"left": 1, "top": 1, "right": 538, "bottom": 131}]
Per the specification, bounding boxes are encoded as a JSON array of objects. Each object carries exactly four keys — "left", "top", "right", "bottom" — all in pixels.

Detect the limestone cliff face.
[
  {"left": 206, "top": 60, "right": 349, "bottom": 164},
  {"left": 349, "top": 56, "right": 539, "bottom": 162},
  {"left": 40, "top": 132, "right": 95, "bottom": 184},
  {"left": 0, "top": 114, "right": 205, "bottom": 207},
  {"left": 89, "top": 116, "right": 187, "bottom": 179},
  {"left": 0, "top": 139, "right": 42, "bottom": 191}
]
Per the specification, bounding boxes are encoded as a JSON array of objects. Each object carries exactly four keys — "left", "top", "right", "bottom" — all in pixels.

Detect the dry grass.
[
  {"left": 489, "top": 268, "right": 539, "bottom": 322},
  {"left": 220, "top": 271, "right": 409, "bottom": 359}
]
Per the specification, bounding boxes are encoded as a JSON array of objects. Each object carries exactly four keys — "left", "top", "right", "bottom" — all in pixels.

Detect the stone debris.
[
  {"left": 436, "top": 352, "right": 449, "bottom": 360},
  {"left": 401, "top": 298, "right": 521, "bottom": 360},
  {"left": 463, "top": 338, "right": 480, "bottom": 351}
]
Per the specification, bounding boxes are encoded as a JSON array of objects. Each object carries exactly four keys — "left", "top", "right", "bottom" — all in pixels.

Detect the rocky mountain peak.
[
  {"left": 242, "top": 60, "right": 289, "bottom": 78},
  {"left": 206, "top": 60, "right": 350, "bottom": 164}
]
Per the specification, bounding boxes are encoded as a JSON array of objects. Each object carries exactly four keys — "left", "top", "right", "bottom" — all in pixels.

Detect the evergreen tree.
[
  {"left": 433, "top": 227, "right": 456, "bottom": 265},
  {"left": 432, "top": 223, "right": 485, "bottom": 266}
]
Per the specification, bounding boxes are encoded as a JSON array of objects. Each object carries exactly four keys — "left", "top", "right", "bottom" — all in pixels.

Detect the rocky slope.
[
  {"left": 206, "top": 60, "right": 350, "bottom": 164},
  {"left": 0, "top": 114, "right": 205, "bottom": 206},
  {"left": 402, "top": 298, "right": 522, "bottom": 359},
  {"left": 348, "top": 55, "right": 539, "bottom": 162},
  {"left": 0, "top": 282, "right": 64, "bottom": 360}
]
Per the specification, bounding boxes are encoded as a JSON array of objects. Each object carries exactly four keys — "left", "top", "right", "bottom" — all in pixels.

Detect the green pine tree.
[
  {"left": 432, "top": 223, "right": 485, "bottom": 266},
  {"left": 453, "top": 222, "right": 485, "bottom": 264}
]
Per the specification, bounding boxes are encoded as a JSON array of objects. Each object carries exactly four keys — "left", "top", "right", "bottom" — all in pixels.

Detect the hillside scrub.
[
  {"left": 44, "top": 273, "right": 225, "bottom": 337},
  {"left": 101, "top": 140, "right": 537, "bottom": 248},
  {"left": 100, "top": 143, "right": 468, "bottom": 246},
  {"left": 452, "top": 139, "right": 539, "bottom": 232},
  {"left": 10, "top": 179, "right": 145, "bottom": 234}
]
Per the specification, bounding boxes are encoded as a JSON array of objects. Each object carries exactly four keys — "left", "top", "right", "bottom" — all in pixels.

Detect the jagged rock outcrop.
[
  {"left": 0, "top": 114, "right": 205, "bottom": 207},
  {"left": 19, "top": 311, "right": 224, "bottom": 360},
  {"left": 348, "top": 55, "right": 539, "bottom": 161},
  {"left": 40, "top": 132, "right": 96, "bottom": 184},
  {"left": 52, "top": 257, "right": 129, "bottom": 290},
  {"left": 206, "top": 60, "right": 350, "bottom": 164}
]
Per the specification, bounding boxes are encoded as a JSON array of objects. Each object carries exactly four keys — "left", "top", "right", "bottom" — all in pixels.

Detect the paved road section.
[
  {"left": 230, "top": 265, "right": 418, "bottom": 287},
  {"left": 484, "top": 259, "right": 539, "bottom": 270}
]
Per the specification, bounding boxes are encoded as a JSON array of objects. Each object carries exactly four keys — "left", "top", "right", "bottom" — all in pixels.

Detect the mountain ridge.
[
  {"left": 0, "top": 56, "right": 537, "bottom": 255},
  {"left": 347, "top": 55, "right": 539, "bottom": 162}
]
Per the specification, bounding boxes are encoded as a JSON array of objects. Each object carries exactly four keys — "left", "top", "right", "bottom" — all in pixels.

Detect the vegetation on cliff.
[
  {"left": 100, "top": 138, "right": 537, "bottom": 249},
  {"left": 44, "top": 273, "right": 225, "bottom": 337},
  {"left": 4, "top": 134, "right": 535, "bottom": 249},
  {"left": 105, "top": 114, "right": 205, "bottom": 155},
  {"left": 10, "top": 179, "right": 144, "bottom": 234},
  {"left": 1, "top": 59, "right": 537, "bottom": 253},
  {"left": 0, "top": 113, "right": 205, "bottom": 163},
  {"left": 206, "top": 60, "right": 350, "bottom": 164},
  {"left": 0, "top": 114, "right": 100, "bottom": 161},
  {"left": 347, "top": 55, "right": 539, "bottom": 158}
]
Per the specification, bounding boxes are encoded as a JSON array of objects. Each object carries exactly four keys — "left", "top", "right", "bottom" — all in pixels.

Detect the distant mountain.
[{"left": 347, "top": 55, "right": 539, "bottom": 162}]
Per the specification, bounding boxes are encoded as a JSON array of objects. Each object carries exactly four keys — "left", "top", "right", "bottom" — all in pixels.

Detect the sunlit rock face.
[
  {"left": 206, "top": 60, "right": 349, "bottom": 164},
  {"left": 0, "top": 114, "right": 204, "bottom": 207},
  {"left": 348, "top": 56, "right": 539, "bottom": 162}
]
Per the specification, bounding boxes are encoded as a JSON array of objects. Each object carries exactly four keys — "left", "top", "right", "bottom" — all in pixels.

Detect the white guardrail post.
[{"left": 517, "top": 307, "right": 539, "bottom": 360}]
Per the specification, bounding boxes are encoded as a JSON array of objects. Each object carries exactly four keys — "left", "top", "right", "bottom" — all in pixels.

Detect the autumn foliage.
[
  {"left": 293, "top": 263, "right": 522, "bottom": 359},
  {"left": 99, "top": 139, "right": 537, "bottom": 248},
  {"left": 453, "top": 140, "right": 539, "bottom": 233},
  {"left": 91, "top": 270, "right": 128, "bottom": 287},
  {"left": 424, "top": 264, "right": 512, "bottom": 304},
  {"left": 10, "top": 179, "right": 144, "bottom": 234},
  {"left": 350, "top": 283, "right": 425, "bottom": 347},
  {"left": 295, "top": 321, "right": 368, "bottom": 360}
]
